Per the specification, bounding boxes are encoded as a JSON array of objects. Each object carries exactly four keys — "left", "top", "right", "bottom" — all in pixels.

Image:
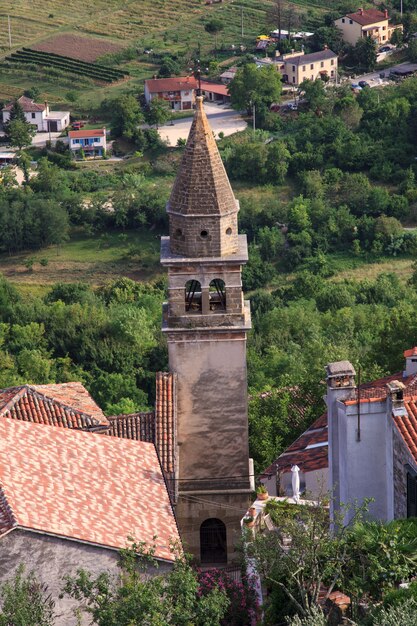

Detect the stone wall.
[
  {"left": 392, "top": 424, "right": 416, "bottom": 518},
  {"left": 0, "top": 530, "right": 171, "bottom": 626}
]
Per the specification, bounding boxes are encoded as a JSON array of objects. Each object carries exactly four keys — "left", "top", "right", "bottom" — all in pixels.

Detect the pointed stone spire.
[{"left": 167, "top": 96, "right": 239, "bottom": 258}]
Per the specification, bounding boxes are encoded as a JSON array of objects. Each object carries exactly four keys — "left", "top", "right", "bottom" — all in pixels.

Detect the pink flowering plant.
[{"left": 198, "top": 568, "right": 259, "bottom": 625}]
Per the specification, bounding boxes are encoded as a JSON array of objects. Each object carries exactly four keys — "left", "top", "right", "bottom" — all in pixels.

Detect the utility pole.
[
  {"left": 241, "top": 7, "right": 244, "bottom": 39},
  {"left": 7, "top": 15, "right": 11, "bottom": 50},
  {"left": 253, "top": 103, "right": 255, "bottom": 132},
  {"left": 400, "top": 0, "right": 403, "bottom": 17}
]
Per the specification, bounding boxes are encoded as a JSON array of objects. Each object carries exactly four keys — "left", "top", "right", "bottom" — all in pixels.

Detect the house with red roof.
[
  {"left": 2, "top": 96, "right": 70, "bottom": 132},
  {"left": 144, "top": 76, "right": 197, "bottom": 111},
  {"left": 68, "top": 128, "right": 107, "bottom": 158},
  {"left": 334, "top": 8, "right": 403, "bottom": 46},
  {"left": 261, "top": 348, "right": 417, "bottom": 524},
  {"left": 0, "top": 378, "right": 180, "bottom": 623}
]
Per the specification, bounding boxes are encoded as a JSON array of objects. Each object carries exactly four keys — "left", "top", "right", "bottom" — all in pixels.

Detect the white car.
[{"left": 287, "top": 102, "right": 298, "bottom": 111}]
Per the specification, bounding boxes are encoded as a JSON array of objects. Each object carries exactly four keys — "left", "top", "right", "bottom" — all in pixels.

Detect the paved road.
[{"left": 157, "top": 102, "right": 247, "bottom": 146}]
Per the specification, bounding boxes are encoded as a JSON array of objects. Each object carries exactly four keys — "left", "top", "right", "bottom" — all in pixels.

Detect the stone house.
[
  {"left": 261, "top": 348, "right": 417, "bottom": 523},
  {"left": 2, "top": 96, "right": 70, "bottom": 132},
  {"left": 0, "top": 382, "right": 180, "bottom": 624},
  {"left": 334, "top": 8, "right": 403, "bottom": 46},
  {"left": 258, "top": 48, "right": 338, "bottom": 86}
]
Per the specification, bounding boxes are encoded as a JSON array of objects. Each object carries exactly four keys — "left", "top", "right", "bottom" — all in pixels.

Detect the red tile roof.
[
  {"left": 68, "top": 129, "right": 106, "bottom": 138},
  {"left": 145, "top": 76, "right": 197, "bottom": 93},
  {"left": 404, "top": 347, "right": 417, "bottom": 358},
  {"left": 0, "top": 418, "right": 180, "bottom": 560},
  {"left": 3, "top": 96, "right": 46, "bottom": 113},
  {"left": 0, "top": 383, "right": 108, "bottom": 430},
  {"left": 261, "top": 413, "right": 328, "bottom": 477},
  {"left": 346, "top": 9, "right": 389, "bottom": 26},
  {"left": 200, "top": 81, "right": 229, "bottom": 97},
  {"left": 105, "top": 373, "right": 177, "bottom": 501},
  {"left": 394, "top": 398, "right": 417, "bottom": 462},
  {"left": 106, "top": 412, "right": 155, "bottom": 442}
]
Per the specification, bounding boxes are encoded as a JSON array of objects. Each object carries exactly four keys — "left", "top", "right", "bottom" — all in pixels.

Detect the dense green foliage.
[
  {"left": 0, "top": 566, "right": 55, "bottom": 626},
  {"left": 64, "top": 543, "right": 230, "bottom": 625}
]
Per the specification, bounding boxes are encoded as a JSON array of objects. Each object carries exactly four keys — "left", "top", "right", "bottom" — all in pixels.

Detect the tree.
[
  {"left": 390, "top": 27, "right": 404, "bottom": 47},
  {"left": 7, "top": 100, "right": 26, "bottom": 124},
  {"left": 229, "top": 63, "right": 282, "bottom": 114},
  {"left": 204, "top": 18, "right": 224, "bottom": 53},
  {"left": 6, "top": 119, "right": 35, "bottom": 149},
  {"left": 352, "top": 36, "right": 377, "bottom": 72},
  {"left": 63, "top": 541, "right": 229, "bottom": 625},
  {"left": 24, "top": 86, "right": 41, "bottom": 101},
  {"left": 145, "top": 97, "right": 171, "bottom": 128},
  {"left": 0, "top": 565, "right": 55, "bottom": 626},
  {"left": 299, "top": 78, "right": 327, "bottom": 111},
  {"left": 110, "top": 94, "right": 143, "bottom": 140}
]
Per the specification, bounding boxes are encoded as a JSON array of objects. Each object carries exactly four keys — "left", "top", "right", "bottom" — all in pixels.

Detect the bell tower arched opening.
[
  {"left": 185, "top": 280, "right": 202, "bottom": 313},
  {"left": 209, "top": 279, "right": 226, "bottom": 312},
  {"left": 200, "top": 518, "right": 227, "bottom": 564}
]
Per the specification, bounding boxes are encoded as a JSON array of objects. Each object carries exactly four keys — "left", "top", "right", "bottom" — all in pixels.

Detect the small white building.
[
  {"left": 68, "top": 128, "right": 107, "bottom": 158},
  {"left": 144, "top": 76, "right": 197, "bottom": 111},
  {"left": 2, "top": 96, "right": 70, "bottom": 132}
]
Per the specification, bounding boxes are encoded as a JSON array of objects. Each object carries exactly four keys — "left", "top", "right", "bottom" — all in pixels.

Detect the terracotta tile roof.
[
  {"left": 3, "top": 95, "right": 46, "bottom": 113},
  {"left": 105, "top": 373, "right": 177, "bottom": 499},
  {"left": 277, "top": 49, "right": 337, "bottom": 65},
  {"left": 394, "top": 398, "right": 417, "bottom": 463},
  {"left": 261, "top": 414, "right": 328, "bottom": 477},
  {"left": 404, "top": 347, "right": 417, "bottom": 358},
  {"left": 145, "top": 76, "right": 197, "bottom": 93},
  {"left": 0, "top": 384, "right": 108, "bottom": 430},
  {"left": 0, "top": 418, "right": 180, "bottom": 560},
  {"left": 155, "top": 372, "right": 176, "bottom": 478},
  {"left": 346, "top": 9, "right": 388, "bottom": 26},
  {"left": 68, "top": 129, "right": 105, "bottom": 138},
  {"left": 106, "top": 412, "right": 155, "bottom": 442},
  {"left": 200, "top": 81, "right": 229, "bottom": 97}
]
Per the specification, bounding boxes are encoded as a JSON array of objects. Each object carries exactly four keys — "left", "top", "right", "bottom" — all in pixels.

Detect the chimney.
[
  {"left": 326, "top": 361, "right": 356, "bottom": 520},
  {"left": 386, "top": 380, "right": 406, "bottom": 417},
  {"left": 384, "top": 9, "right": 388, "bottom": 18},
  {"left": 403, "top": 347, "right": 417, "bottom": 377},
  {"left": 44, "top": 100, "right": 49, "bottom": 115},
  {"left": 358, "top": 7, "right": 364, "bottom": 15},
  {"left": 324, "top": 44, "right": 328, "bottom": 50}
]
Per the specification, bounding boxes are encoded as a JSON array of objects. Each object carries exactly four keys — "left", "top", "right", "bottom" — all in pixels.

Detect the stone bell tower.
[{"left": 160, "top": 97, "right": 252, "bottom": 564}]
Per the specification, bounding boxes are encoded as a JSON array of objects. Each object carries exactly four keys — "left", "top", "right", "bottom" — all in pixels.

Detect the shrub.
[{"left": 198, "top": 568, "right": 258, "bottom": 625}]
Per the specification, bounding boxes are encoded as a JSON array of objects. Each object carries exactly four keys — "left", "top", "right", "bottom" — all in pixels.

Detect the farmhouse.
[
  {"left": 69, "top": 128, "right": 107, "bottom": 158},
  {"left": 261, "top": 349, "right": 417, "bottom": 523},
  {"left": 144, "top": 76, "right": 197, "bottom": 110},
  {"left": 2, "top": 96, "right": 70, "bottom": 132},
  {"left": 335, "top": 8, "right": 403, "bottom": 46}
]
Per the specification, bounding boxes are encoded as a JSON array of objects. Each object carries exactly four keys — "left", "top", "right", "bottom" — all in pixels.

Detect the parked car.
[
  {"left": 350, "top": 83, "right": 362, "bottom": 93},
  {"left": 358, "top": 80, "right": 370, "bottom": 88},
  {"left": 287, "top": 102, "right": 298, "bottom": 111},
  {"left": 71, "top": 121, "right": 85, "bottom": 130},
  {"left": 379, "top": 46, "right": 391, "bottom": 53}
]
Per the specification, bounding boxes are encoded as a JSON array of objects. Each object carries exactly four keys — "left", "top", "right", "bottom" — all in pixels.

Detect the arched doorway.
[{"left": 200, "top": 518, "right": 227, "bottom": 564}]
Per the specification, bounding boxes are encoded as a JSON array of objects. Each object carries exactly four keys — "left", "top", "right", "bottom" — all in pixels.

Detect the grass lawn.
[
  {"left": 327, "top": 253, "right": 415, "bottom": 283},
  {"left": 0, "top": 230, "right": 163, "bottom": 293}
]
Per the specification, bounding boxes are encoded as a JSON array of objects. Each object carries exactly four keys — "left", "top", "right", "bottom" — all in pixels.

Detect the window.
[
  {"left": 292, "top": 65, "right": 296, "bottom": 72},
  {"left": 310, "top": 63, "right": 314, "bottom": 70},
  {"left": 185, "top": 280, "right": 202, "bottom": 313},
  {"left": 383, "top": 26, "right": 386, "bottom": 30},
  {"left": 200, "top": 519, "right": 227, "bottom": 564},
  {"left": 331, "top": 59, "right": 334, "bottom": 66},
  {"left": 174, "top": 228, "right": 183, "bottom": 238},
  {"left": 31, "top": 112, "right": 36, "bottom": 119},
  {"left": 73, "top": 139, "right": 80, "bottom": 144},
  {"left": 342, "top": 18, "right": 345, "bottom": 23},
  {"left": 209, "top": 279, "right": 226, "bottom": 312},
  {"left": 200, "top": 230, "right": 209, "bottom": 239},
  {"left": 349, "top": 19, "right": 353, "bottom": 24},
  {"left": 320, "top": 61, "right": 324, "bottom": 68},
  {"left": 302, "top": 65, "right": 306, "bottom": 71},
  {"left": 292, "top": 76, "right": 295, "bottom": 83},
  {"left": 331, "top": 70, "right": 334, "bottom": 77},
  {"left": 226, "top": 227, "right": 232, "bottom": 235}
]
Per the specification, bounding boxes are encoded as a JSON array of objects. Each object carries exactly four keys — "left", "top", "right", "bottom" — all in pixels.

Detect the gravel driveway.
[{"left": 157, "top": 102, "right": 247, "bottom": 146}]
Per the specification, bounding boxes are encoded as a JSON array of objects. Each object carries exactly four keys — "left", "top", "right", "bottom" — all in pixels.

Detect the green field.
[{"left": 0, "top": 230, "right": 163, "bottom": 293}]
